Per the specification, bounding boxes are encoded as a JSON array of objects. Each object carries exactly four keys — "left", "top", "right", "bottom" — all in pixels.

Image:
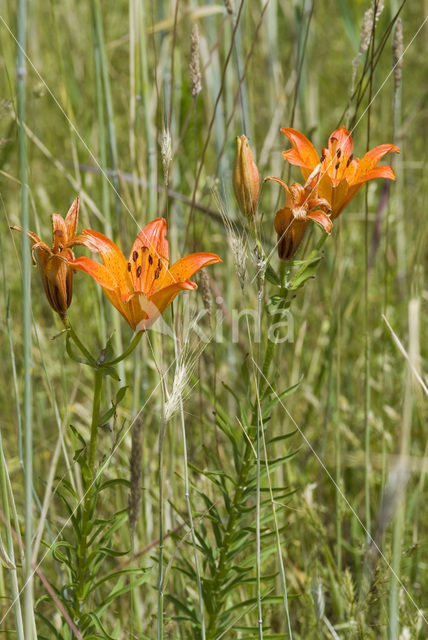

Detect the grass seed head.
[
  {"left": 393, "top": 18, "right": 403, "bottom": 91},
  {"left": 190, "top": 23, "right": 202, "bottom": 98}
]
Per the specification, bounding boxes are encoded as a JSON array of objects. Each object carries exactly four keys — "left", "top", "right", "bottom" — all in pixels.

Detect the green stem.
[
  {"left": 157, "top": 417, "right": 166, "bottom": 640},
  {"left": 0, "top": 434, "right": 25, "bottom": 640},
  {"left": 62, "top": 317, "right": 142, "bottom": 369},
  {"left": 88, "top": 371, "right": 103, "bottom": 474},
  {"left": 62, "top": 316, "right": 96, "bottom": 364},
  {"left": 206, "top": 438, "right": 253, "bottom": 640},
  {"left": 104, "top": 332, "right": 143, "bottom": 366},
  {"left": 17, "top": 0, "right": 33, "bottom": 635},
  {"left": 76, "top": 369, "right": 103, "bottom": 613}
]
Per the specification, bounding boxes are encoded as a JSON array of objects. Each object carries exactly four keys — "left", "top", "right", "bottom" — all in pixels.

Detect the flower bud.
[
  {"left": 11, "top": 197, "right": 80, "bottom": 318},
  {"left": 232, "top": 135, "right": 260, "bottom": 219},
  {"left": 39, "top": 251, "right": 74, "bottom": 316}
]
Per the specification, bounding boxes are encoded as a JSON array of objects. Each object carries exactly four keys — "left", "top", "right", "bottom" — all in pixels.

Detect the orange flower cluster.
[
  {"left": 233, "top": 126, "right": 399, "bottom": 260},
  {"left": 13, "top": 203, "right": 221, "bottom": 331}
]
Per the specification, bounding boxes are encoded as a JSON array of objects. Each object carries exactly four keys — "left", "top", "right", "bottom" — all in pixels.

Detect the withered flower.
[{"left": 11, "top": 198, "right": 80, "bottom": 316}]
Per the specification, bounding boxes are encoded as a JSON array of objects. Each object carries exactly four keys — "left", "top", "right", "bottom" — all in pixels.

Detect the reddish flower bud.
[{"left": 233, "top": 135, "right": 260, "bottom": 219}]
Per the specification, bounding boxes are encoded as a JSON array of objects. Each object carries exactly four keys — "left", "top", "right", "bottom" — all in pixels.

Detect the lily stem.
[
  {"left": 76, "top": 368, "right": 103, "bottom": 616},
  {"left": 62, "top": 315, "right": 96, "bottom": 364},
  {"left": 104, "top": 331, "right": 143, "bottom": 366},
  {"left": 62, "top": 316, "right": 143, "bottom": 369}
]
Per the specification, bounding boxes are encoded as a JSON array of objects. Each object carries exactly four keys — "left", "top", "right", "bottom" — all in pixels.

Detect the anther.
[
  {"left": 148, "top": 255, "right": 153, "bottom": 265},
  {"left": 127, "top": 262, "right": 131, "bottom": 272},
  {"left": 336, "top": 148, "right": 341, "bottom": 158},
  {"left": 335, "top": 162, "right": 340, "bottom": 170},
  {"left": 141, "top": 246, "right": 148, "bottom": 252},
  {"left": 136, "top": 265, "right": 142, "bottom": 278},
  {"left": 346, "top": 154, "right": 353, "bottom": 167},
  {"left": 320, "top": 153, "right": 326, "bottom": 163},
  {"left": 132, "top": 250, "right": 138, "bottom": 262}
]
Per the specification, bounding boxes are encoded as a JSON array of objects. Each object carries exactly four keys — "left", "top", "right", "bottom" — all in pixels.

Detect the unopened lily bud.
[{"left": 233, "top": 135, "right": 260, "bottom": 219}]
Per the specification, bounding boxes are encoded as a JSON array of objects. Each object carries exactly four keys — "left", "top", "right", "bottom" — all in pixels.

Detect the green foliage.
[{"left": 168, "top": 369, "right": 299, "bottom": 638}]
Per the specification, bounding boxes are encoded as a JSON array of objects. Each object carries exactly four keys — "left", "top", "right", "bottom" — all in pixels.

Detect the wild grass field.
[{"left": 0, "top": 0, "right": 427, "bottom": 638}]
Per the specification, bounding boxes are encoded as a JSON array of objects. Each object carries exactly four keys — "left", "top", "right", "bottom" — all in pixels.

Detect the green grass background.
[{"left": 0, "top": 0, "right": 427, "bottom": 638}]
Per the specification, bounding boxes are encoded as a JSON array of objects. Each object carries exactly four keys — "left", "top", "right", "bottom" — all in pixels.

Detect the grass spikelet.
[
  {"left": 197, "top": 268, "right": 212, "bottom": 314},
  {"left": 224, "top": 0, "right": 234, "bottom": 15},
  {"left": 351, "top": 0, "right": 385, "bottom": 92},
  {"left": 213, "top": 188, "right": 248, "bottom": 289},
  {"left": 311, "top": 578, "right": 325, "bottom": 627},
  {"left": 161, "top": 128, "right": 172, "bottom": 186},
  {"left": 189, "top": 23, "right": 202, "bottom": 99},
  {"left": 128, "top": 417, "right": 144, "bottom": 539},
  {"left": 393, "top": 17, "right": 403, "bottom": 91},
  {"left": 164, "top": 343, "right": 205, "bottom": 423}
]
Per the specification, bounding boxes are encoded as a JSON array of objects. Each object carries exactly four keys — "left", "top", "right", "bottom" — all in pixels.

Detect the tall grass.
[{"left": 1, "top": 1, "right": 428, "bottom": 638}]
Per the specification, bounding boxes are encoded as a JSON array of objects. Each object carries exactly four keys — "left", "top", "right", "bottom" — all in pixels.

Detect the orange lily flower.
[
  {"left": 281, "top": 126, "right": 400, "bottom": 218},
  {"left": 11, "top": 198, "right": 80, "bottom": 316},
  {"left": 69, "top": 218, "right": 221, "bottom": 332},
  {"left": 265, "top": 176, "right": 332, "bottom": 260}
]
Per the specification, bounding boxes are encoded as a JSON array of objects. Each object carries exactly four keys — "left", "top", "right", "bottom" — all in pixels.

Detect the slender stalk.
[
  {"left": 256, "top": 271, "right": 265, "bottom": 640},
  {"left": 62, "top": 316, "right": 96, "bottom": 364},
  {"left": 137, "top": 0, "right": 157, "bottom": 220},
  {"left": 62, "top": 316, "right": 142, "bottom": 367},
  {"left": 87, "top": 371, "right": 103, "bottom": 473},
  {"left": 178, "top": 396, "right": 206, "bottom": 639},
  {"left": 388, "top": 301, "right": 415, "bottom": 639},
  {"left": 16, "top": 0, "right": 33, "bottom": 635},
  {"left": 173, "top": 331, "right": 206, "bottom": 638},
  {"left": 104, "top": 332, "right": 143, "bottom": 366},
  {"left": 0, "top": 434, "right": 25, "bottom": 640},
  {"left": 364, "top": 3, "right": 377, "bottom": 542},
  {"left": 76, "top": 369, "right": 103, "bottom": 614},
  {"left": 91, "top": 0, "right": 125, "bottom": 380},
  {"left": 157, "top": 416, "right": 166, "bottom": 640}
]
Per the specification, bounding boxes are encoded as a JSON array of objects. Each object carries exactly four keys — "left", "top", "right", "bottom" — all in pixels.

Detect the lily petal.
[
  {"left": 328, "top": 127, "right": 353, "bottom": 158},
  {"left": 51, "top": 214, "right": 68, "bottom": 253},
  {"left": 306, "top": 209, "right": 333, "bottom": 234},
  {"left": 149, "top": 280, "right": 197, "bottom": 314},
  {"left": 128, "top": 218, "right": 169, "bottom": 294},
  {"left": 79, "top": 229, "right": 131, "bottom": 298},
  {"left": 355, "top": 143, "right": 399, "bottom": 182},
  {"left": 10, "top": 225, "right": 44, "bottom": 247},
  {"left": 162, "top": 253, "right": 222, "bottom": 289},
  {"left": 281, "top": 127, "right": 320, "bottom": 169},
  {"left": 69, "top": 256, "right": 119, "bottom": 292},
  {"left": 264, "top": 176, "right": 291, "bottom": 198},
  {"left": 70, "top": 256, "right": 133, "bottom": 326},
  {"left": 64, "top": 197, "right": 79, "bottom": 242},
  {"left": 355, "top": 165, "right": 396, "bottom": 184}
]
